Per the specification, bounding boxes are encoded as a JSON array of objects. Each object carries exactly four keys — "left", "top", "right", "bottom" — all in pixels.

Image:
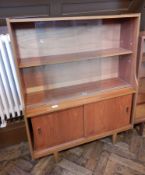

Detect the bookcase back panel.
[
  {"left": 22, "top": 57, "right": 119, "bottom": 93},
  {"left": 13, "top": 19, "right": 121, "bottom": 60}
]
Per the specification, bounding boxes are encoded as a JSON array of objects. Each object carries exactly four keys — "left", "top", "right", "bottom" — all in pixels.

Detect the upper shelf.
[{"left": 19, "top": 47, "right": 132, "bottom": 68}]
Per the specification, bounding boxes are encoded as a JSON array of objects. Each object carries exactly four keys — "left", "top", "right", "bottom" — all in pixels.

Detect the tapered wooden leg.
[
  {"left": 112, "top": 133, "right": 117, "bottom": 144},
  {"left": 54, "top": 152, "right": 59, "bottom": 163}
]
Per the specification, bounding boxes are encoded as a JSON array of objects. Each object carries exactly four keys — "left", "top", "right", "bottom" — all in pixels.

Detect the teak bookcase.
[
  {"left": 7, "top": 14, "right": 140, "bottom": 160},
  {"left": 135, "top": 32, "right": 145, "bottom": 125}
]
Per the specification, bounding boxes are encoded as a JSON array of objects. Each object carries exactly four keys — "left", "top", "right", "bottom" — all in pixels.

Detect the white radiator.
[{"left": 0, "top": 34, "right": 23, "bottom": 128}]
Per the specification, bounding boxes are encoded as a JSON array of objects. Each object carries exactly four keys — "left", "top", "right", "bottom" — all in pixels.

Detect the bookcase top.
[{"left": 7, "top": 13, "right": 140, "bottom": 23}]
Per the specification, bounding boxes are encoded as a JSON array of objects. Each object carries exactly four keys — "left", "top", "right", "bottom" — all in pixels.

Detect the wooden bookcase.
[
  {"left": 7, "top": 14, "right": 140, "bottom": 159},
  {"left": 135, "top": 32, "right": 145, "bottom": 125}
]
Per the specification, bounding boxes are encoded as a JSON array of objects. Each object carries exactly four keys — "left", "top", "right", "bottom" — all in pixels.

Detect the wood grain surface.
[
  {"left": 31, "top": 106, "right": 84, "bottom": 150},
  {"left": 84, "top": 95, "right": 132, "bottom": 136}
]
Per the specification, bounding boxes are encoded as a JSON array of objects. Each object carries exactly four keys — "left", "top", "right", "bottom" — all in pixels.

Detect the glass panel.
[{"left": 12, "top": 18, "right": 135, "bottom": 108}]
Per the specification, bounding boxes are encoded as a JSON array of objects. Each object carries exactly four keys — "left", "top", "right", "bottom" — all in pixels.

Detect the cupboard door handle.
[
  {"left": 37, "top": 127, "right": 42, "bottom": 136},
  {"left": 126, "top": 107, "right": 129, "bottom": 113}
]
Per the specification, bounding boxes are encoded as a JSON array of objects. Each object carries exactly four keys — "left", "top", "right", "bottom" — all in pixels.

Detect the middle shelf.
[{"left": 19, "top": 47, "right": 132, "bottom": 68}]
